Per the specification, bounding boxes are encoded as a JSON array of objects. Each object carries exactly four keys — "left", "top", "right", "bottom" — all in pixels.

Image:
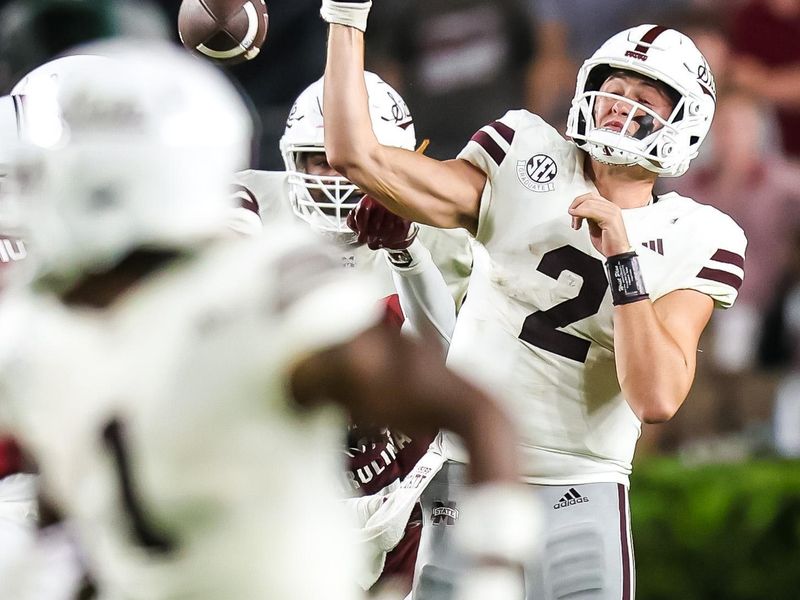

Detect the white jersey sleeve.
[
  {"left": 665, "top": 203, "right": 746, "bottom": 308},
  {"left": 626, "top": 194, "right": 746, "bottom": 309},
  {"left": 457, "top": 110, "right": 572, "bottom": 240},
  {"left": 416, "top": 225, "right": 473, "bottom": 310},
  {"left": 228, "top": 170, "right": 293, "bottom": 235},
  {"left": 384, "top": 238, "right": 456, "bottom": 353},
  {"left": 457, "top": 110, "right": 533, "bottom": 180}
]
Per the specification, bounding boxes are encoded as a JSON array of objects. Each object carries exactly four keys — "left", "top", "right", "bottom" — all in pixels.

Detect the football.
[{"left": 178, "top": 0, "right": 268, "bottom": 65}]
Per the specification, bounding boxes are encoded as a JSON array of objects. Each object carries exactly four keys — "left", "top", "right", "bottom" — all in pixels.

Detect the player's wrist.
[
  {"left": 384, "top": 228, "right": 423, "bottom": 269},
  {"left": 320, "top": 0, "right": 372, "bottom": 32},
  {"left": 605, "top": 250, "right": 649, "bottom": 305}
]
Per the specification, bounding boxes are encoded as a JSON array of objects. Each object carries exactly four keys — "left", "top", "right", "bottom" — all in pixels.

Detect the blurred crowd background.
[{"left": 1, "top": 0, "right": 798, "bottom": 462}]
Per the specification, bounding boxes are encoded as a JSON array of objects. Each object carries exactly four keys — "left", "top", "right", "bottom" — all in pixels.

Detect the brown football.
[{"left": 178, "top": 0, "right": 268, "bottom": 65}]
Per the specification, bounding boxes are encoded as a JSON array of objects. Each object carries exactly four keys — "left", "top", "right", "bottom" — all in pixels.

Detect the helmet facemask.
[
  {"left": 566, "top": 25, "right": 716, "bottom": 178},
  {"left": 282, "top": 143, "right": 361, "bottom": 243},
  {"left": 569, "top": 79, "right": 690, "bottom": 175},
  {"left": 279, "top": 72, "right": 416, "bottom": 244}
]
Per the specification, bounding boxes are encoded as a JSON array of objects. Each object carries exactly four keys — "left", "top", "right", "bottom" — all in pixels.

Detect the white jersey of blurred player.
[
  {"left": 0, "top": 42, "right": 384, "bottom": 600},
  {"left": 0, "top": 225, "right": 383, "bottom": 600},
  {"left": 231, "top": 73, "right": 473, "bottom": 306},
  {"left": 443, "top": 109, "right": 746, "bottom": 482}
]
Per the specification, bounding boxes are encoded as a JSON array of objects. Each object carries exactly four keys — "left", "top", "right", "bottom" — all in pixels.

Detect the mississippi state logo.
[
  {"left": 431, "top": 500, "right": 459, "bottom": 526},
  {"left": 517, "top": 154, "right": 557, "bottom": 192}
]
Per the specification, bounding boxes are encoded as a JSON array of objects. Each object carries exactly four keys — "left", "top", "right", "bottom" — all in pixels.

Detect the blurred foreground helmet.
[
  {"left": 13, "top": 40, "right": 253, "bottom": 284},
  {"left": 0, "top": 94, "right": 24, "bottom": 239},
  {"left": 566, "top": 24, "right": 716, "bottom": 178},
  {"left": 279, "top": 72, "right": 416, "bottom": 235},
  {"left": 0, "top": 0, "right": 169, "bottom": 93}
]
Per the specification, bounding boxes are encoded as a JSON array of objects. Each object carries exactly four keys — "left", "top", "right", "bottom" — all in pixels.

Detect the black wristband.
[{"left": 605, "top": 251, "right": 649, "bottom": 306}]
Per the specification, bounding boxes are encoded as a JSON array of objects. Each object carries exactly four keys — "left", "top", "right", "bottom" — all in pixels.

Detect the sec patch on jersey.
[{"left": 178, "top": 0, "right": 268, "bottom": 64}]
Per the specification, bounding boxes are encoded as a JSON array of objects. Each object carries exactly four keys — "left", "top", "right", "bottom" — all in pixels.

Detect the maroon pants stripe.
[{"left": 618, "top": 483, "right": 633, "bottom": 600}]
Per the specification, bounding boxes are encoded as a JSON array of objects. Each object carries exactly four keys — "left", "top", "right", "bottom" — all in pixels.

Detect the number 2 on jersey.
[{"left": 518, "top": 245, "right": 608, "bottom": 363}]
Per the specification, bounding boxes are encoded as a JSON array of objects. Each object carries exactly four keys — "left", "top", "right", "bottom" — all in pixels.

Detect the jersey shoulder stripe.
[
  {"left": 468, "top": 120, "right": 516, "bottom": 167},
  {"left": 696, "top": 265, "right": 743, "bottom": 292},
  {"left": 459, "top": 110, "right": 553, "bottom": 178},
  {"left": 680, "top": 201, "right": 747, "bottom": 307},
  {"left": 231, "top": 183, "right": 260, "bottom": 217},
  {"left": 696, "top": 248, "right": 745, "bottom": 291}
]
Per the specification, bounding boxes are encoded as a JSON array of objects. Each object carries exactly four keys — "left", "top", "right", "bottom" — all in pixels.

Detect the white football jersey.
[
  {"left": 0, "top": 225, "right": 382, "bottom": 600},
  {"left": 232, "top": 169, "right": 474, "bottom": 304},
  {"left": 442, "top": 111, "right": 746, "bottom": 485}
]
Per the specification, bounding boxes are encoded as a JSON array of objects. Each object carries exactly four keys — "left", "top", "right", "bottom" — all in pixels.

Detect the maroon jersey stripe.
[
  {"left": 618, "top": 483, "right": 632, "bottom": 600},
  {"left": 488, "top": 120, "right": 515, "bottom": 145},
  {"left": 470, "top": 130, "right": 507, "bottom": 166},
  {"left": 231, "top": 184, "right": 260, "bottom": 216},
  {"left": 633, "top": 25, "right": 668, "bottom": 54},
  {"left": 697, "top": 266, "right": 743, "bottom": 290},
  {"left": 711, "top": 249, "right": 745, "bottom": 270}
]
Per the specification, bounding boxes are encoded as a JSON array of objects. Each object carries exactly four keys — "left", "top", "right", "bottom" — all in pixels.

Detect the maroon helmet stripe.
[
  {"left": 488, "top": 120, "right": 515, "bottom": 145},
  {"left": 470, "top": 130, "right": 506, "bottom": 166},
  {"left": 697, "top": 267, "right": 743, "bottom": 290},
  {"left": 618, "top": 484, "right": 632, "bottom": 600},
  {"left": 633, "top": 25, "right": 668, "bottom": 54},
  {"left": 711, "top": 249, "right": 745, "bottom": 270}
]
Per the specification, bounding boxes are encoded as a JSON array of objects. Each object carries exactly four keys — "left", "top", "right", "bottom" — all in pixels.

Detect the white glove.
[
  {"left": 346, "top": 449, "right": 447, "bottom": 590},
  {"left": 320, "top": 0, "right": 372, "bottom": 32}
]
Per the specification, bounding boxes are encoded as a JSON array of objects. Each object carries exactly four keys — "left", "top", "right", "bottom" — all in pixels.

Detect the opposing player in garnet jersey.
[
  {"left": 0, "top": 40, "right": 535, "bottom": 600},
  {"left": 321, "top": 6, "right": 746, "bottom": 598}
]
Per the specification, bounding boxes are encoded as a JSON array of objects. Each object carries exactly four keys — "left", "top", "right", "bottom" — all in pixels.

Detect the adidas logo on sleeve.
[{"left": 553, "top": 487, "right": 590, "bottom": 510}]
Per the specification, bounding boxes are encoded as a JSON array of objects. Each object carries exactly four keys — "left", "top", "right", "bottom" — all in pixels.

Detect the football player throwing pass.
[{"left": 320, "top": 2, "right": 746, "bottom": 598}]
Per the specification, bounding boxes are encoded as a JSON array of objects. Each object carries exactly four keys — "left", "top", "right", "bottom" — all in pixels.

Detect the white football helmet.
[
  {"left": 279, "top": 72, "right": 416, "bottom": 236},
  {"left": 0, "top": 93, "right": 27, "bottom": 275},
  {"left": 566, "top": 25, "right": 716, "bottom": 178},
  {"left": 12, "top": 41, "right": 252, "bottom": 285}
]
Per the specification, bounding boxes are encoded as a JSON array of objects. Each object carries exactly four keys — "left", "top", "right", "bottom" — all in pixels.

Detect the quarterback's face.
[{"left": 594, "top": 72, "right": 674, "bottom": 138}]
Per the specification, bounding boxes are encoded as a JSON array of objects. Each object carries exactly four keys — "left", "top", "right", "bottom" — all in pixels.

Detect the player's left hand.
[
  {"left": 568, "top": 192, "right": 632, "bottom": 257},
  {"left": 347, "top": 195, "right": 418, "bottom": 250}
]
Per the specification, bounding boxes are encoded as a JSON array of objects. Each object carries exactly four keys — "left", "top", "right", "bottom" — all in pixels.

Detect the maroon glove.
[{"left": 346, "top": 195, "right": 418, "bottom": 251}]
